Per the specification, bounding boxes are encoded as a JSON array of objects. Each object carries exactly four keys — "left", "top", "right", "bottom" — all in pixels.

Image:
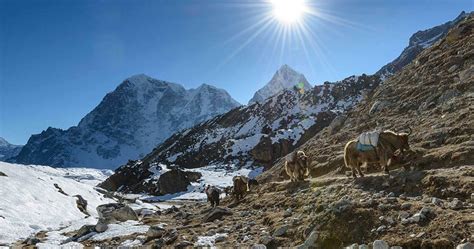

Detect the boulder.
[
  {"left": 157, "top": 169, "right": 202, "bottom": 195},
  {"left": 96, "top": 203, "right": 138, "bottom": 223},
  {"left": 146, "top": 225, "right": 166, "bottom": 240},
  {"left": 273, "top": 225, "right": 289, "bottom": 237},
  {"left": 203, "top": 207, "right": 233, "bottom": 222},
  {"left": 95, "top": 219, "right": 108, "bottom": 233},
  {"left": 373, "top": 240, "right": 389, "bottom": 249},
  {"left": 0, "top": 171, "right": 7, "bottom": 177}
]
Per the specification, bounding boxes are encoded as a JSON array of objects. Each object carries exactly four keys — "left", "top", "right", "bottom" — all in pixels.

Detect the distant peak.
[
  {"left": 278, "top": 64, "right": 296, "bottom": 72},
  {"left": 126, "top": 74, "right": 152, "bottom": 85}
]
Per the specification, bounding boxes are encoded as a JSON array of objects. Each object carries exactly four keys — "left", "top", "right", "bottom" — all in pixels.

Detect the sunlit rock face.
[
  {"left": 11, "top": 74, "right": 240, "bottom": 169},
  {"left": 249, "top": 64, "right": 312, "bottom": 104}
]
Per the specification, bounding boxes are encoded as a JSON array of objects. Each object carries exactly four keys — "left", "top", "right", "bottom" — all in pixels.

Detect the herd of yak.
[{"left": 204, "top": 128, "right": 413, "bottom": 207}]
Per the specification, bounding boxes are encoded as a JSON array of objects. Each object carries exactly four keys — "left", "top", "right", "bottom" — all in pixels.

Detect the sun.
[{"left": 270, "top": 0, "right": 308, "bottom": 24}]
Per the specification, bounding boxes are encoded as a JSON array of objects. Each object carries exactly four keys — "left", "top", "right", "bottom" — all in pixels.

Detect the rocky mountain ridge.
[
  {"left": 0, "top": 137, "right": 23, "bottom": 161},
  {"left": 10, "top": 75, "right": 240, "bottom": 168},
  {"left": 376, "top": 11, "right": 469, "bottom": 80}
]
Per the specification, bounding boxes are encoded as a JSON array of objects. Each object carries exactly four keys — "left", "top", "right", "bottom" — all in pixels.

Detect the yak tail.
[{"left": 343, "top": 141, "right": 352, "bottom": 169}]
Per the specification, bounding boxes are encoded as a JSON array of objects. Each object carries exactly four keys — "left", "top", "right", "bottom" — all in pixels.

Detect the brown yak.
[
  {"left": 344, "top": 128, "right": 412, "bottom": 177},
  {"left": 285, "top": 150, "right": 311, "bottom": 182},
  {"left": 204, "top": 185, "right": 220, "bottom": 207},
  {"left": 232, "top": 176, "right": 258, "bottom": 201}
]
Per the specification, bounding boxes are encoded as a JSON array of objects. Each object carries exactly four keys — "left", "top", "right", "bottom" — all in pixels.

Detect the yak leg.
[
  {"left": 351, "top": 166, "right": 357, "bottom": 178},
  {"left": 357, "top": 162, "right": 365, "bottom": 177}
]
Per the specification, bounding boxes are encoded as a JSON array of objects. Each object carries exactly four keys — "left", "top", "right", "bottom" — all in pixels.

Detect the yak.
[
  {"left": 232, "top": 176, "right": 258, "bottom": 201},
  {"left": 204, "top": 185, "right": 220, "bottom": 207},
  {"left": 285, "top": 150, "right": 311, "bottom": 182},
  {"left": 344, "top": 128, "right": 412, "bottom": 177}
]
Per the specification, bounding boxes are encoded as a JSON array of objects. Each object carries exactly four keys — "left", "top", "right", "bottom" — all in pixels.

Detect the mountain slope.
[
  {"left": 260, "top": 12, "right": 474, "bottom": 183},
  {"left": 376, "top": 11, "right": 469, "bottom": 80},
  {"left": 249, "top": 64, "right": 311, "bottom": 104},
  {"left": 0, "top": 137, "right": 23, "bottom": 161},
  {"left": 11, "top": 75, "right": 240, "bottom": 169}
]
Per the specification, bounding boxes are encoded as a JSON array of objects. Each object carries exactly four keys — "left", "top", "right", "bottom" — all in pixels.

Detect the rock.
[
  {"left": 411, "top": 213, "right": 424, "bottom": 223},
  {"left": 295, "top": 231, "right": 318, "bottom": 249},
  {"left": 203, "top": 207, "right": 232, "bottom": 222},
  {"left": 420, "top": 207, "right": 433, "bottom": 216},
  {"left": 448, "top": 198, "right": 463, "bottom": 210},
  {"left": 387, "top": 192, "right": 395, "bottom": 197},
  {"left": 373, "top": 240, "right": 389, "bottom": 249},
  {"left": 369, "top": 100, "right": 390, "bottom": 115},
  {"left": 431, "top": 197, "right": 443, "bottom": 206},
  {"left": 251, "top": 244, "right": 267, "bottom": 249},
  {"left": 398, "top": 211, "right": 410, "bottom": 220},
  {"left": 96, "top": 203, "right": 138, "bottom": 223},
  {"left": 273, "top": 225, "right": 289, "bottom": 237},
  {"left": 215, "top": 234, "right": 227, "bottom": 242},
  {"left": 95, "top": 219, "right": 108, "bottom": 233},
  {"left": 345, "top": 243, "right": 358, "bottom": 249},
  {"left": 259, "top": 235, "right": 276, "bottom": 247},
  {"left": 391, "top": 247, "right": 403, "bottom": 249},
  {"left": 146, "top": 225, "right": 166, "bottom": 239},
  {"left": 401, "top": 203, "right": 412, "bottom": 210},
  {"left": 175, "top": 241, "right": 193, "bottom": 248},
  {"left": 359, "top": 244, "right": 369, "bottom": 249},
  {"left": 448, "top": 64, "right": 458, "bottom": 73},
  {"left": 0, "top": 171, "right": 7, "bottom": 177},
  {"left": 73, "top": 195, "right": 89, "bottom": 216},
  {"left": 23, "top": 237, "right": 40, "bottom": 246},
  {"left": 471, "top": 193, "right": 474, "bottom": 203},
  {"left": 163, "top": 229, "right": 178, "bottom": 245},
  {"left": 376, "top": 225, "right": 386, "bottom": 233},
  {"left": 283, "top": 208, "right": 293, "bottom": 217},
  {"left": 457, "top": 242, "right": 474, "bottom": 249},
  {"left": 157, "top": 169, "right": 202, "bottom": 195},
  {"left": 70, "top": 225, "right": 96, "bottom": 241}
]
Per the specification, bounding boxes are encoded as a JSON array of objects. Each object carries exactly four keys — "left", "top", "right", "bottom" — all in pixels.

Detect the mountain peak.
[{"left": 248, "top": 65, "right": 311, "bottom": 104}]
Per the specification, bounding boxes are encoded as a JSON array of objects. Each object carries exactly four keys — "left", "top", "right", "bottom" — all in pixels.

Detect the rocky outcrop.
[
  {"left": 376, "top": 11, "right": 469, "bottom": 80},
  {"left": 96, "top": 203, "right": 138, "bottom": 223},
  {"left": 11, "top": 75, "right": 240, "bottom": 168},
  {"left": 99, "top": 161, "right": 202, "bottom": 195}
]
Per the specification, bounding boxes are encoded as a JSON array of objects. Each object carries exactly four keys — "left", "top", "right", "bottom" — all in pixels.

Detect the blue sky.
[{"left": 0, "top": 0, "right": 472, "bottom": 145}]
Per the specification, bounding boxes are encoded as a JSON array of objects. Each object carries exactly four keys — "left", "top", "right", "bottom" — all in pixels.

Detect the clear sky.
[{"left": 0, "top": 0, "right": 472, "bottom": 145}]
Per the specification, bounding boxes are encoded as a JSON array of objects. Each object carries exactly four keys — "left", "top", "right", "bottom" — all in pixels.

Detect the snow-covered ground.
[
  {"left": 0, "top": 162, "right": 263, "bottom": 247},
  {"left": 0, "top": 162, "right": 114, "bottom": 245}
]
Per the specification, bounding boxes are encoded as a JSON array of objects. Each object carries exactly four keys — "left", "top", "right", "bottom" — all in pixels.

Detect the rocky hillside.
[
  {"left": 100, "top": 73, "right": 381, "bottom": 193},
  {"left": 249, "top": 64, "right": 312, "bottom": 104},
  {"left": 376, "top": 11, "right": 468, "bottom": 80},
  {"left": 10, "top": 75, "right": 240, "bottom": 169},
  {"left": 261, "top": 13, "right": 474, "bottom": 181},
  {"left": 0, "top": 137, "right": 22, "bottom": 161}
]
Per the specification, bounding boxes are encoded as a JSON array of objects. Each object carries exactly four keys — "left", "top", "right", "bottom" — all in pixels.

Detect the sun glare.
[{"left": 270, "top": 0, "right": 308, "bottom": 24}]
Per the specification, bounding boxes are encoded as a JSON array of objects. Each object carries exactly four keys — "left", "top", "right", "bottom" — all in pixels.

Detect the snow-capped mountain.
[
  {"left": 376, "top": 11, "right": 469, "bottom": 80},
  {"left": 0, "top": 137, "right": 23, "bottom": 161},
  {"left": 248, "top": 64, "right": 311, "bottom": 104},
  {"left": 10, "top": 74, "right": 240, "bottom": 169},
  {"left": 100, "top": 74, "right": 381, "bottom": 193}
]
